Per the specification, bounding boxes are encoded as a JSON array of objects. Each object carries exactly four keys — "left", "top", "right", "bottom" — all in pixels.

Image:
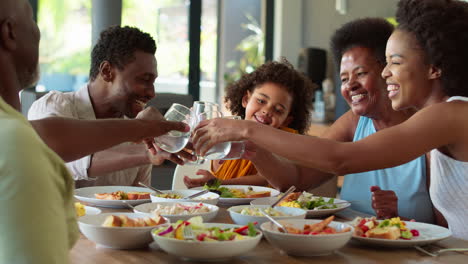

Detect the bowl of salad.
[
  {"left": 151, "top": 216, "right": 262, "bottom": 260},
  {"left": 260, "top": 216, "right": 353, "bottom": 256},
  {"left": 228, "top": 205, "right": 306, "bottom": 227},
  {"left": 251, "top": 191, "right": 350, "bottom": 218},
  {"left": 150, "top": 189, "right": 219, "bottom": 205}
]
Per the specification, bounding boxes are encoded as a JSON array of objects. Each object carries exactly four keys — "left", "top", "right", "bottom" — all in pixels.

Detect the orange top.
[{"left": 211, "top": 127, "right": 298, "bottom": 183}]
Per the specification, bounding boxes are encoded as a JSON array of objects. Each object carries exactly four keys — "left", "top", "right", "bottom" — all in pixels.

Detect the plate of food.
[
  {"left": 250, "top": 191, "right": 350, "bottom": 217},
  {"left": 193, "top": 180, "right": 280, "bottom": 206},
  {"left": 351, "top": 217, "right": 452, "bottom": 248},
  {"left": 75, "top": 186, "right": 152, "bottom": 208}
]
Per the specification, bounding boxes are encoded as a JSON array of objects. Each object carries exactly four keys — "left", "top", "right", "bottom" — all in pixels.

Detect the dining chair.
[{"left": 172, "top": 162, "right": 210, "bottom": 190}]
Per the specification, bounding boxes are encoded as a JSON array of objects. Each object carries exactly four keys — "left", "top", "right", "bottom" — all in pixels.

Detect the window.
[{"left": 37, "top": 0, "right": 91, "bottom": 92}]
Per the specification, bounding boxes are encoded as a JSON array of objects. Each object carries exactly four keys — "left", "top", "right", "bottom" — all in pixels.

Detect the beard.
[{"left": 18, "top": 62, "right": 40, "bottom": 90}]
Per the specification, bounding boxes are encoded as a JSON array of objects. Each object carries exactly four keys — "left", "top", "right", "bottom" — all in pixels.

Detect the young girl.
[
  {"left": 184, "top": 58, "right": 315, "bottom": 188},
  {"left": 193, "top": 0, "right": 468, "bottom": 239}
]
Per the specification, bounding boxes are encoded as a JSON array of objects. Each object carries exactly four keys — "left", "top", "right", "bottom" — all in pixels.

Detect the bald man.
[{"left": 0, "top": 0, "right": 188, "bottom": 263}]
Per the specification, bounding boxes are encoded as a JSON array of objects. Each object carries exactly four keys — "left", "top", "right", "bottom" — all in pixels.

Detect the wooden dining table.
[{"left": 71, "top": 205, "right": 468, "bottom": 264}]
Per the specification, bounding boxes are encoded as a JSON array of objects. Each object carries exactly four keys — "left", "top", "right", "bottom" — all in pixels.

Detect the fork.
[
  {"left": 415, "top": 246, "right": 468, "bottom": 257},
  {"left": 183, "top": 225, "right": 195, "bottom": 240}
]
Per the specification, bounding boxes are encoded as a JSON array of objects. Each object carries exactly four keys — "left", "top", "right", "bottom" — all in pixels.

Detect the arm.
[
  {"left": 87, "top": 143, "right": 150, "bottom": 177},
  {"left": 209, "top": 111, "right": 357, "bottom": 191},
  {"left": 30, "top": 115, "right": 187, "bottom": 162},
  {"left": 194, "top": 103, "right": 462, "bottom": 175}
]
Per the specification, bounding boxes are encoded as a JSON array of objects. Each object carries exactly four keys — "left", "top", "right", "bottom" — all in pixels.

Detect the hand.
[
  {"left": 192, "top": 118, "right": 248, "bottom": 156},
  {"left": 183, "top": 169, "right": 217, "bottom": 188},
  {"left": 145, "top": 142, "right": 195, "bottom": 166},
  {"left": 136, "top": 106, "right": 189, "bottom": 146},
  {"left": 370, "top": 186, "right": 399, "bottom": 219}
]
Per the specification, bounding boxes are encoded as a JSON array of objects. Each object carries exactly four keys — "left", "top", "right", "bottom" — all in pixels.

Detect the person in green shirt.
[{"left": 0, "top": 0, "right": 189, "bottom": 263}]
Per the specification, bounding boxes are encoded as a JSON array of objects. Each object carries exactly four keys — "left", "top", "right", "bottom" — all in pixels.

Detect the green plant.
[{"left": 223, "top": 14, "right": 265, "bottom": 86}]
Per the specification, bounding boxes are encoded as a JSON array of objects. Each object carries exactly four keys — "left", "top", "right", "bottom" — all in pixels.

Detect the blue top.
[{"left": 340, "top": 116, "right": 434, "bottom": 223}]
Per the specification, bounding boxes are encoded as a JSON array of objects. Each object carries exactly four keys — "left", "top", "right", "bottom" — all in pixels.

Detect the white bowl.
[
  {"left": 150, "top": 190, "right": 219, "bottom": 205},
  {"left": 151, "top": 223, "right": 262, "bottom": 260},
  {"left": 78, "top": 213, "right": 169, "bottom": 249},
  {"left": 133, "top": 202, "right": 219, "bottom": 222},
  {"left": 228, "top": 205, "right": 306, "bottom": 227},
  {"left": 260, "top": 219, "right": 352, "bottom": 256}
]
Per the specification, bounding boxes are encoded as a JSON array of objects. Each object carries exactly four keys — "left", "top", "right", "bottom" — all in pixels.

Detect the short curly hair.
[
  {"left": 396, "top": 0, "right": 468, "bottom": 97},
  {"left": 330, "top": 18, "right": 394, "bottom": 70},
  {"left": 89, "top": 26, "right": 156, "bottom": 81},
  {"left": 224, "top": 58, "right": 316, "bottom": 134}
]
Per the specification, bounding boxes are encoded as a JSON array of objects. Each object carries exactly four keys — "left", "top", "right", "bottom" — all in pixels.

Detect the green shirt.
[{"left": 0, "top": 97, "right": 78, "bottom": 263}]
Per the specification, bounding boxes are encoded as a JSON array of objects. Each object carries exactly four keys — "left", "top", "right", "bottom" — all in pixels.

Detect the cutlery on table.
[
  {"left": 138, "top": 181, "right": 164, "bottom": 195},
  {"left": 184, "top": 189, "right": 209, "bottom": 200},
  {"left": 270, "top": 185, "right": 296, "bottom": 208},
  {"left": 415, "top": 246, "right": 468, "bottom": 257},
  {"left": 122, "top": 200, "right": 135, "bottom": 210},
  {"left": 260, "top": 209, "right": 289, "bottom": 233}
]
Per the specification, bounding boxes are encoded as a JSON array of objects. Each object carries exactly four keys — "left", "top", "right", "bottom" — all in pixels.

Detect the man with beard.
[
  {"left": 0, "top": 0, "right": 187, "bottom": 262},
  {"left": 29, "top": 26, "right": 181, "bottom": 187}
]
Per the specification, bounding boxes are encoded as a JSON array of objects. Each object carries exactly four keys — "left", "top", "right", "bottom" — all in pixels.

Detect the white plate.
[
  {"left": 84, "top": 206, "right": 101, "bottom": 216},
  {"left": 193, "top": 185, "right": 280, "bottom": 206},
  {"left": 250, "top": 196, "right": 350, "bottom": 218},
  {"left": 75, "top": 186, "right": 152, "bottom": 208},
  {"left": 352, "top": 222, "right": 452, "bottom": 248},
  {"left": 133, "top": 201, "right": 219, "bottom": 222}
]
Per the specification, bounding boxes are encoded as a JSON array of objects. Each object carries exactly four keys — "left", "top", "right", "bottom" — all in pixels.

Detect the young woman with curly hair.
[
  {"left": 184, "top": 58, "right": 315, "bottom": 188},
  {"left": 193, "top": 0, "right": 468, "bottom": 238}
]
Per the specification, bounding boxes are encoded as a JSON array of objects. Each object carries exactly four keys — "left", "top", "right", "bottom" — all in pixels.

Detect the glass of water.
[
  {"left": 190, "top": 101, "right": 221, "bottom": 130},
  {"left": 197, "top": 114, "right": 245, "bottom": 160},
  {"left": 154, "top": 103, "right": 192, "bottom": 153}
]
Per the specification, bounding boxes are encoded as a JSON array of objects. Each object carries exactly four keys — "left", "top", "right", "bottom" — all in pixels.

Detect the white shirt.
[
  {"left": 430, "top": 96, "right": 468, "bottom": 240},
  {"left": 28, "top": 85, "right": 152, "bottom": 187}
]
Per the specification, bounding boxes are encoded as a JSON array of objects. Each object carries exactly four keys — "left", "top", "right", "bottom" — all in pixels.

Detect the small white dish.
[
  {"left": 133, "top": 201, "right": 219, "bottom": 222},
  {"left": 83, "top": 206, "right": 101, "bottom": 216}
]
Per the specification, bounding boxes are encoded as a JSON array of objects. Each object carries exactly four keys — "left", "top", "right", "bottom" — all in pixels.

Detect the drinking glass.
[
  {"left": 190, "top": 101, "right": 221, "bottom": 130},
  {"left": 154, "top": 103, "right": 192, "bottom": 153},
  {"left": 197, "top": 114, "right": 245, "bottom": 160}
]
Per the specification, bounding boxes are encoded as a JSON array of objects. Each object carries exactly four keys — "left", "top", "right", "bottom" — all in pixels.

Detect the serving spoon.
[
  {"left": 260, "top": 209, "right": 289, "bottom": 233},
  {"left": 270, "top": 185, "right": 296, "bottom": 208},
  {"left": 138, "top": 181, "right": 165, "bottom": 195}
]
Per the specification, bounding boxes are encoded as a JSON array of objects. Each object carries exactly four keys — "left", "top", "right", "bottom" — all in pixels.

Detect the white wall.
[
  {"left": 275, "top": 0, "right": 399, "bottom": 78},
  {"left": 304, "top": 0, "right": 399, "bottom": 78}
]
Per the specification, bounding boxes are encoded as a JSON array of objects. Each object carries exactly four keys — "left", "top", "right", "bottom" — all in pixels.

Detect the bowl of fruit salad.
[{"left": 151, "top": 216, "right": 262, "bottom": 260}]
